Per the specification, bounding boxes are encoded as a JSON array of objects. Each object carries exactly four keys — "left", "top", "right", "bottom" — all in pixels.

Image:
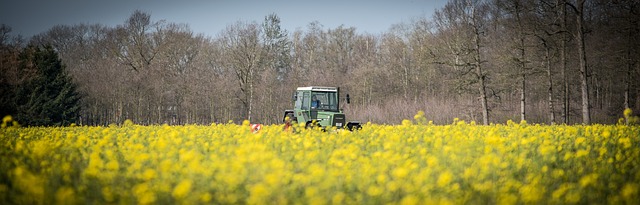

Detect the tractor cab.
[
  {"left": 296, "top": 87, "right": 339, "bottom": 111},
  {"left": 283, "top": 86, "right": 361, "bottom": 130}
]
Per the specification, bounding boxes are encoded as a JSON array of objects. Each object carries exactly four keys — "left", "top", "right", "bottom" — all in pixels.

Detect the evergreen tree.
[
  {"left": 262, "top": 13, "right": 292, "bottom": 80},
  {"left": 15, "top": 45, "right": 81, "bottom": 126}
]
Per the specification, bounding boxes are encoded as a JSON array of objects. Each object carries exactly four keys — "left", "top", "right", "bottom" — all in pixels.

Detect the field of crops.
[{"left": 1, "top": 114, "right": 639, "bottom": 205}]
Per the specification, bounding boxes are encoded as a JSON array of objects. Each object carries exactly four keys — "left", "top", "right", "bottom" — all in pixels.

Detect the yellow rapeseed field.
[{"left": 1, "top": 114, "right": 639, "bottom": 204}]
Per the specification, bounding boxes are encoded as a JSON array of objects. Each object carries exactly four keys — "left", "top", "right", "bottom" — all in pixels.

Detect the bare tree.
[
  {"left": 290, "top": 21, "right": 326, "bottom": 85},
  {"left": 567, "top": 0, "right": 591, "bottom": 124},
  {"left": 349, "top": 33, "right": 381, "bottom": 106},
  {"left": 99, "top": 10, "right": 169, "bottom": 123},
  {"left": 617, "top": 1, "right": 640, "bottom": 111},
  {"left": 218, "top": 21, "right": 263, "bottom": 122},
  {"left": 409, "top": 18, "right": 440, "bottom": 98},
  {"left": 532, "top": 0, "right": 563, "bottom": 124},
  {"left": 112, "top": 10, "right": 165, "bottom": 72},
  {"left": 381, "top": 30, "right": 411, "bottom": 100},
  {"left": 434, "top": 0, "right": 492, "bottom": 125},
  {"left": 156, "top": 23, "right": 205, "bottom": 124},
  {"left": 198, "top": 39, "right": 237, "bottom": 123},
  {"left": 559, "top": 0, "right": 570, "bottom": 124},
  {"left": 0, "top": 25, "right": 25, "bottom": 117},
  {"left": 495, "top": 0, "right": 537, "bottom": 122}
]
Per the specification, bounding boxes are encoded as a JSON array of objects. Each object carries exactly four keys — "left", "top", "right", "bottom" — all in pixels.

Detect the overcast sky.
[{"left": 1, "top": 0, "right": 448, "bottom": 38}]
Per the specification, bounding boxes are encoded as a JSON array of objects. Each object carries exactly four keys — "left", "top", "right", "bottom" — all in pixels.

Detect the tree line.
[{"left": 1, "top": 0, "right": 638, "bottom": 126}]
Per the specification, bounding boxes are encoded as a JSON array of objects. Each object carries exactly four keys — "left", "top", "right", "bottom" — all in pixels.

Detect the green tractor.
[{"left": 283, "top": 86, "right": 361, "bottom": 130}]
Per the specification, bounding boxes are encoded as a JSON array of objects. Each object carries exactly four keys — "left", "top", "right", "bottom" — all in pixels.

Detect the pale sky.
[{"left": 0, "top": 0, "right": 448, "bottom": 38}]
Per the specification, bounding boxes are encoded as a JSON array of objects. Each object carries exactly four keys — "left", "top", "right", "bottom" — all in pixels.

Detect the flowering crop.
[{"left": 1, "top": 118, "right": 639, "bottom": 204}]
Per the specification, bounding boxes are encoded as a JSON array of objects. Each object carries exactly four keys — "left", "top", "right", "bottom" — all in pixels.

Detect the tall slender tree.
[
  {"left": 219, "top": 21, "right": 263, "bottom": 122},
  {"left": 496, "top": 0, "right": 535, "bottom": 122},
  {"left": 568, "top": 0, "right": 591, "bottom": 124},
  {"left": 434, "top": 0, "right": 492, "bottom": 125}
]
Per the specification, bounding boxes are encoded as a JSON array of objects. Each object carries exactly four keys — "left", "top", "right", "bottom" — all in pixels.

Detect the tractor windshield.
[{"left": 310, "top": 91, "right": 338, "bottom": 111}]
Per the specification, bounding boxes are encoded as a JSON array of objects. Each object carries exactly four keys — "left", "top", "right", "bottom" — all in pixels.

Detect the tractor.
[{"left": 283, "top": 86, "right": 361, "bottom": 131}]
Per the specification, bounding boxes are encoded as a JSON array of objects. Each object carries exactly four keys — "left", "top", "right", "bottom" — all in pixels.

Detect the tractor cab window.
[
  {"left": 311, "top": 91, "right": 338, "bottom": 111},
  {"left": 295, "top": 91, "right": 304, "bottom": 110},
  {"left": 301, "top": 92, "right": 310, "bottom": 110}
]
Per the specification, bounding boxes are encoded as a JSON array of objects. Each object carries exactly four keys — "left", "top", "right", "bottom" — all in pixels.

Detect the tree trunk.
[
  {"left": 473, "top": 24, "right": 489, "bottom": 125},
  {"left": 521, "top": 73, "right": 526, "bottom": 122},
  {"left": 560, "top": 0, "right": 569, "bottom": 124},
  {"left": 624, "top": 67, "right": 630, "bottom": 110},
  {"left": 546, "top": 46, "right": 555, "bottom": 124},
  {"left": 248, "top": 67, "right": 254, "bottom": 122},
  {"left": 625, "top": 20, "right": 633, "bottom": 110},
  {"left": 403, "top": 64, "right": 409, "bottom": 100},
  {"left": 214, "top": 100, "right": 218, "bottom": 123},
  {"left": 576, "top": 0, "right": 591, "bottom": 124},
  {"left": 515, "top": 2, "right": 527, "bottom": 123},
  {"left": 479, "top": 69, "right": 489, "bottom": 125},
  {"left": 519, "top": 39, "right": 526, "bottom": 122},
  {"left": 473, "top": 6, "right": 489, "bottom": 125}
]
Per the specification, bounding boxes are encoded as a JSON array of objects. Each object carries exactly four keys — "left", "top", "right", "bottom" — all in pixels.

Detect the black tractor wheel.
[
  {"left": 305, "top": 121, "right": 321, "bottom": 130},
  {"left": 347, "top": 122, "right": 362, "bottom": 131}
]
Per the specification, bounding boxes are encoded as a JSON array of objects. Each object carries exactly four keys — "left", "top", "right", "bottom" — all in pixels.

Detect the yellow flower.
[
  {"left": 579, "top": 173, "right": 598, "bottom": 188},
  {"left": 200, "top": 193, "right": 212, "bottom": 203},
  {"left": 618, "top": 137, "right": 632, "bottom": 149},
  {"left": 519, "top": 184, "right": 545, "bottom": 203},
  {"left": 400, "top": 195, "right": 419, "bottom": 205},
  {"left": 138, "top": 192, "right": 156, "bottom": 205},
  {"left": 376, "top": 174, "right": 387, "bottom": 184},
  {"left": 575, "top": 149, "right": 589, "bottom": 158},
  {"left": 392, "top": 167, "right": 409, "bottom": 179},
  {"left": 414, "top": 111, "right": 427, "bottom": 125},
  {"left": 249, "top": 183, "right": 271, "bottom": 204},
  {"left": 437, "top": 171, "right": 454, "bottom": 188},
  {"left": 106, "top": 160, "right": 119, "bottom": 171},
  {"left": 598, "top": 147, "right": 608, "bottom": 157},
  {"left": 552, "top": 183, "right": 572, "bottom": 200},
  {"left": 414, "top": 111, "right": 425, "bottom": 120},
  {"left": 497, "top": 194, "right": 518, "bottom": 205},
  {"left": 172, "top": 179, "right": 193, "bottom": 199},
  {"left": 2, "top": 115, "right": 12, "bottom": 128},
  {"left": 133, "top": 183, "right": 156, "bottom": 205},
  {"left": 621, "top": 183, "right": 638, "bottom": 199},
  {"left": 123, "top": 119, "right": 135, "bottom": 126},
  {"left": 367, "top": 185, "right": 384, "bottom": 196},
  {"left": 2, "top": 115, "right": 11, "bottom": 123},
  {"left": 565, "top": 191, "right": 581, "bottom": 204},
  {"left": 141, "top": 169, "right": 157, "bottom": 181},
  {"left": 332, "top": 192, "right": 346, "bottom": 204},
  {"left": 102, "top": 187, "right": 115, "bottom": 202},
  {"left": 55, "top": 186, "right": 76, "bottom": 205}
]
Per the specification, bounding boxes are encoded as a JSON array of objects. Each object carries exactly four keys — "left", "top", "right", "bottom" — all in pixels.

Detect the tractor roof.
[{"left": 297, "top": 86, "right": 338, "bottom": 92}]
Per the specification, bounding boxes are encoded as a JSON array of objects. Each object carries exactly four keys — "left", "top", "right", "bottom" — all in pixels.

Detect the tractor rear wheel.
[{"left": 347, "top": 122, "right": 362, "bottom": 131}]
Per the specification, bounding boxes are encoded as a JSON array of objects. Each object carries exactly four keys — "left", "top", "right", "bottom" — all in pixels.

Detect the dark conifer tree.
[{"left": 15, "top": 45, "right": 81, "bottom": 126}]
